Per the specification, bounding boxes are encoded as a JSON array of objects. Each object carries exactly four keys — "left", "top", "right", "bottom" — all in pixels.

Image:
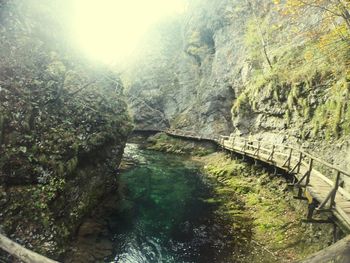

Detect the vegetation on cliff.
[
  {"left": 0, "top": 0, "right": 132, "bottom": 258},
  {"left": 233, "top": 0, "right": 350, "bottom": 141}
]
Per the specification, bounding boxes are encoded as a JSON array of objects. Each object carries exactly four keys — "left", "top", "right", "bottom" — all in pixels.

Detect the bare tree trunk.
[{"left": 245, "top": 0, "right": 273, "bottom": 69}]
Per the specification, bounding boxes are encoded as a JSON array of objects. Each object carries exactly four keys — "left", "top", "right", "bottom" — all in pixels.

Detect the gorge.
[{"left": 1, "top": 0, "right": 350, "bottom": 262}]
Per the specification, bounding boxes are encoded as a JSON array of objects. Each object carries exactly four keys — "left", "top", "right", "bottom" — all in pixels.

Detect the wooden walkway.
[{"left": 158, "top": 129, "right": 350, "bottom": 231}]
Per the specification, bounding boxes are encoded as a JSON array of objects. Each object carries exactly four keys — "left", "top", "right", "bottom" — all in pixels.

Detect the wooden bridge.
[{"left": 157, "top": 128, "right": 350, "bottom": 232}]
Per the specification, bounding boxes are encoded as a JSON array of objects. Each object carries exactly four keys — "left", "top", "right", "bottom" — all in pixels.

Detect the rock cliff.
[
  {"left": 124, "top": 0, "right": 350, "bottom": 186},
  {"left": 0, "top": 0, "right": 132, "bottom": 259},
  {"left": 124, "top": 0, "right": 238, "bottom": 135}
]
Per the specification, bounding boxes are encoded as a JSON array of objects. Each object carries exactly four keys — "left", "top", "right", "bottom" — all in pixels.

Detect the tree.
[
  {"left": 246, "top": 0, "right": 273, "bottom": 69},
  {"left": 276, "top": 0, "right": 350, "bottom": 38},
  {"left": 273, "top": 0, "right": 350, "bottom": 67}
]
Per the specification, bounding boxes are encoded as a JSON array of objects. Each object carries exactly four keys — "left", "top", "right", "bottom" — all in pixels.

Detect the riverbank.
[
  {"left": 129, "top": 132, "right": 217, "bottom": 156},
  {"left": 145, "top": 133, "right": 338, "bottom": 262}
]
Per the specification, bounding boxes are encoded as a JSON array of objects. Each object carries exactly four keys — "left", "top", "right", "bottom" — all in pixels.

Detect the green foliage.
[
  {"left": 232, "top": 93, "right": 251, "bottom": 115},
  {"left": 235, "top": 2, "right": 350, "bottom": 141},
  {"left": 32, "top": 177, "right": 66, "bottom": 212},
  {"left": 0, "top": 114, "right": 4, "bottom": 145},
  {"left": 310, "top": 79, "right": 350, "bottom": 139},
  {"left": 66, "top": 157, "right": 78, "bottom": 175},
  {"left": 185, "top": 30, "right": 213, "bottom": 64},
  {"left": 244, "top": 19, "right": 264, "bottom": 66},
  {"left": 0, "top": 0, "right": 133, "bottom": 255}
]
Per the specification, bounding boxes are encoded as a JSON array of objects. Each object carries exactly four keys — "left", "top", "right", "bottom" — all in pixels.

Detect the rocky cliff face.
[
  {"left": 125, "top": 0, "right": 350, "bottom": 185},
  {"left": 124, "top": 0, "right": 241, "bottom": 135},
  {"left": 0, "top": 0, "right": 132, "bottom": 259}
]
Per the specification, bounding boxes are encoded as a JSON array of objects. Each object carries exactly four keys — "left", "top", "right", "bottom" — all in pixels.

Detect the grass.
[{"left": 194, "top": 152, "right": 334, "bottom": 262}]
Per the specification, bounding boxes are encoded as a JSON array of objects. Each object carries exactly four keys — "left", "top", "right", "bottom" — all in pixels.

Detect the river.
[{"left": 65, "top": 143, "right": 253, "bottom": 263}]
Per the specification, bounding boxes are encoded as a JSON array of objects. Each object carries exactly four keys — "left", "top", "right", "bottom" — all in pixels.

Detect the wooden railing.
[
  {"left": 0, "top": 234, "right": 58, "bottom": 263},
  {"left": 152, "top": 128, "right": 350, "bottom": 227},
  {"left": 217, "top": 134, "right": 350, "bottom": 213}
]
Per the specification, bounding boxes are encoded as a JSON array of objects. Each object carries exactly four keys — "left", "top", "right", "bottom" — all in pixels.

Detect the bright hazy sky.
[{"left": 72, "top": 0, "right": 187, "bottom": 64}]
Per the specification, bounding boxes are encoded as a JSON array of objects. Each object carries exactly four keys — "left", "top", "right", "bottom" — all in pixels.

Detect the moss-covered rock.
[
  {"left": 145, "top": 133, "right": 216, "bottom": 156},
  {"left": 0, "top": 0, "right": 132, "bottom": 259}
]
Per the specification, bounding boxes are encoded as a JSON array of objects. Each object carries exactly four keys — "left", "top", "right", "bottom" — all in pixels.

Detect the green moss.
[
  {"left": 239, "top": 11, "right": 350, "bottom": 142},
  {"left": 57, "top": 162, "right": 65, "bottom": 177},
  {"left": 197, "top": 152, "right": 333, "bottom": 261},
  {"left": 38, "top": 154, "right": 49, "bottom": 164},
  {"left": 343, "top": 103, "right": 350, "bottom": 135},
  {"left": 146, "top": 133, "right": 215, "bottom": 156},
  {"left": 287, "top": 92, "right": 295, "bottom": 110},
  {"left": 232, "top": 93, "right": 251, "bottom": 115},
  {"left": 0, "top": 114, "right": 4, "bottom": 145},
  {"left": 66, "top": 157, "right": 78, "bottom": 175},
  {"left": 71, "top": 142, "right": 79, "bottom": 155}
]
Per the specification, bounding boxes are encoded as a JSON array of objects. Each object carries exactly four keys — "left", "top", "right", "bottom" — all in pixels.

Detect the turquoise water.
[
  {"left": 108, "top": 144, "right": 233, "bottom": 263},
  {"left": 66, "top": 143, "right": 239, "bottom": 262}
]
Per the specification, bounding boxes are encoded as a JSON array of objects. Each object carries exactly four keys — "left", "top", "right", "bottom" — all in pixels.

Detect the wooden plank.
[
  {"left": 297, "top": 235, "right": 350, "bottom": 263},
  {"left": 0, "top": 234, "right": 58, "bottom": 263},
  {"left": 336, "top": 202, "right": 350, "bottom": 208},
  {"left": 341, "top": 209, "right": 350, "bottom": 214}
]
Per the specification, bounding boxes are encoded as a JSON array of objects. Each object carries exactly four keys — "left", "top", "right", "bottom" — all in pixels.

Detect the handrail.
[
  {"left": 162, "top": 129, "right": 350, "bottom": 207},
  {"left": 135, "top": 128, "right": 350, "bottom": 194},
  {"left": 161, "top": 128, "right": 348, "bottom": 177},
  {"left": 0, "top": 234, "right": 58, "bottom": 263},
  {"left": 219, "top": 135, "right": 350, "bottom": 177}
]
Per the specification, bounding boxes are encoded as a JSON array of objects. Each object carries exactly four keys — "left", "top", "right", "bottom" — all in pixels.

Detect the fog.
[{"left": 71, "top": 0, "right": 187, "bottom": 64}]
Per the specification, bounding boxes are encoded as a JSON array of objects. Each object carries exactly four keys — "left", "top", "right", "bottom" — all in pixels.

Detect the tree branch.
[{"left": 297, "top": 0, "right": 342, "bottom": 17}]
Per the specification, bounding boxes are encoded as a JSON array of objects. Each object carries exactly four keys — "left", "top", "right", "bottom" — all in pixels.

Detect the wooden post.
[
  {"left": 305, "top": 158, "right": 313, "bottom": 186},
  {"left": 282, "top": 148, "right": 293, "bottom": 169},
  {"left": 297, "top": 152, "right": 303, "bottom": 174},
  {"left": 295, "top": 158, "right": 313, "bottom": 187},
  {"left": 287, "top": 148, "right": 292, "bottom": 169},
  {"left": 268, "top": 145, "right": 275, "bottom": 161},
  {"left": 330, "top": 171, "right": 341, "bottom": 208},
  {"left": 254, "top": 141, "right": 260, "bottom": 157},
  {"left": 243, "top": 140, "right": 247, "bottom": 152}
]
